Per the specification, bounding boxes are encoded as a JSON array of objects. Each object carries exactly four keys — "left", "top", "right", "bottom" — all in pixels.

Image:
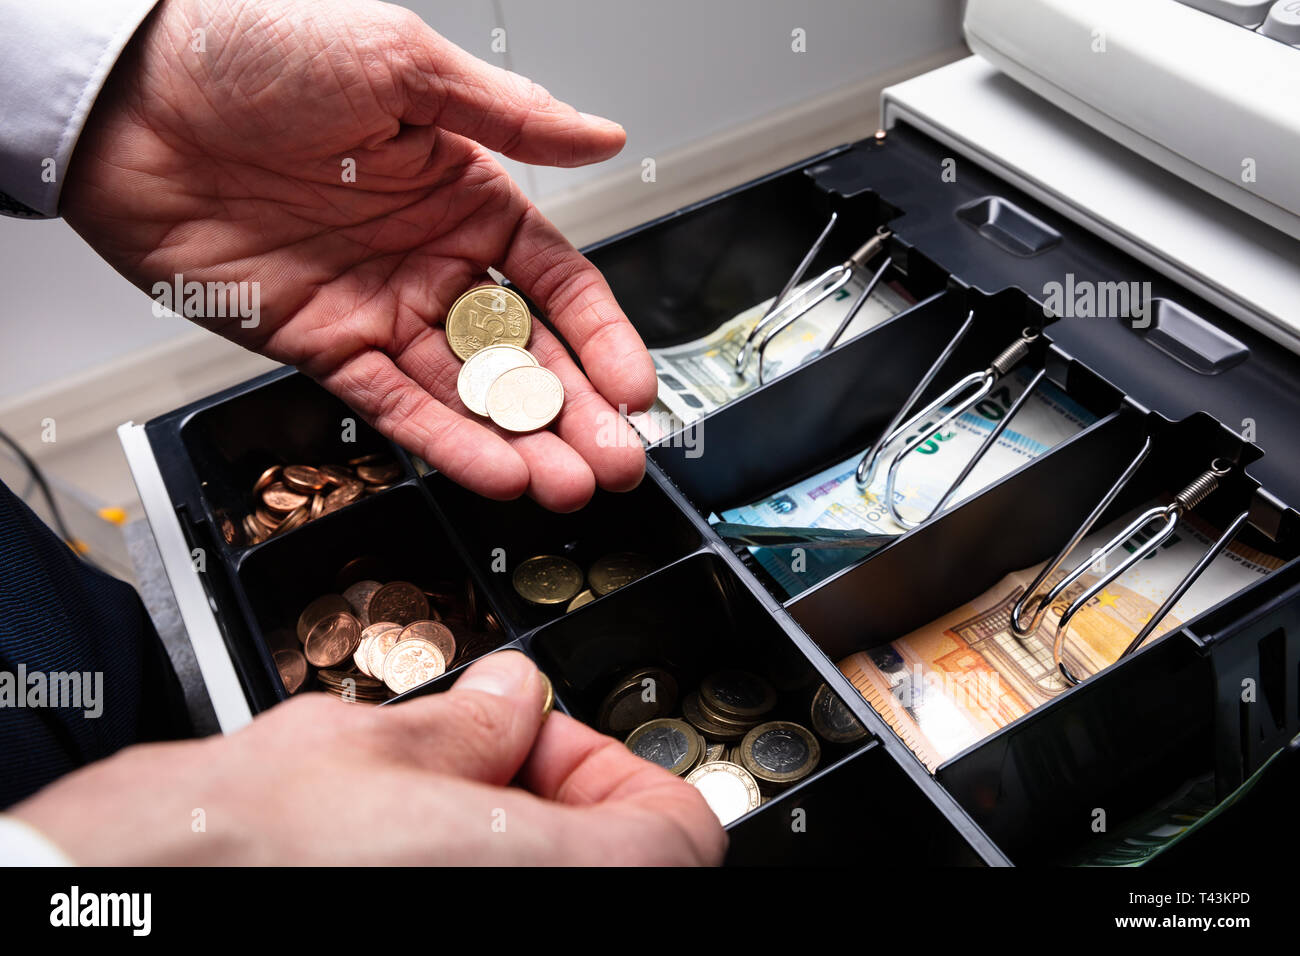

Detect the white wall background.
[{"left": 0, "top": 0, "right": 963, "bottom": 402}]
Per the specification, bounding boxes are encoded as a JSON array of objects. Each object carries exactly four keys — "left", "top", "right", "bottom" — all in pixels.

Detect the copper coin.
[
  {"left": 369, "top": 581, "right": 429, "bottom": 627},
  {"left": 252, "top": 465, "right": 281, "bottom": 495},
  {"left": 309, "top": 493, "right": 325, "bottom": 519},
  {"left": 322, "top": 480, "right": 364, "bottom": 513},
  {"left": 382, "top": 639, "right": 446, "bottom": 694},
  {"left": 262, "top": 482, "right": 309, "bottom": 513},
  {"left": 296, "top": 594, "right": 351, "bottom": 644},
  {"left": 364, "top": 622, "right": 405, "bottom": 679},
  {"left": 303, "top": 611, "right": 362, "bottom": 668},
  {"left": 241, "top": 514, "right": 265, "bottom": 544},
  {"left": 356, "top": 460, "right": 401, "bottom": 485},
  {"left": 343, "top": 580, "right": 382, "bottom": 625},
  {"left": 347, "top": 452, "right": 384, "bottom": 467},
  {"left": 254, "top": 505, "right": 282, "bottom": 532},
  {"left": 334, "top": 555, "right": 386, "bottom": 591},
  {"left": 282, "top": 465, "right": 327, "bottom": 493},
  {"left": 485, "top": 366, "right": 564, "bottom": 433},
  {"left": 274, "top": 504, "right": 310, "bottom": 536},
  {"left": 273, "top": 648, "right": 307, "bottom": 694},
  {"left": 319, "top": 464, "right": 354, "bottom": 486},
  {"left": 354, "top": 636, "right": 376, "bottom": 677},
  {"left": 399, "top": 620, "right": 456, "bottom": 665}
]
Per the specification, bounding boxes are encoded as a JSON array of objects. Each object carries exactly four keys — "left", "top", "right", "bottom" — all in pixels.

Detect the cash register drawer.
[{"left": 123, "top": 122, "right": 1300, "bottom": 866}]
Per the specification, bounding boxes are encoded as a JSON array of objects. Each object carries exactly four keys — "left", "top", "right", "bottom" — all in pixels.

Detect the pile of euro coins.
[
  {"left": 228, "top": 453, "right": 402, "bottom": 546},
  {"left": 447, "top": 284, "right": 564, "bottom": 433},
  {"left": 605, "top": 667, "right": 868, "bottom": 826},
  {"left": 512, "top": 551, "right": 657, "bottom": 611},
  {"left": 271, "top": 569, "right": 504, "bottom": 702}
]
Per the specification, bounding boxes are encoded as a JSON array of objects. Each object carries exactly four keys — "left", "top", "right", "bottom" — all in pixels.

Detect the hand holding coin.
[
  {"left": 64, "top": 0, "right": 656, "bottom": 514},
  {"left": 10, "top": 651, "right": 725, "bottom": 865}
]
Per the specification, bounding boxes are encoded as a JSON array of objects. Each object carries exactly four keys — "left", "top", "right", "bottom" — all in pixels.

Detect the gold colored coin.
[
  {"left": 739, "top": 721, "right": 821, "bottom": 788},
  {"left": 540, "top": 671, "right": 555, "bottom": 719},
  {"left": 566, "top": 589, "right": 595, "bottom": 613},
  {"left": 699, "top": 669, "right": 777, "bottom": 721},
  {"left": 810, "top": 683, "right": 869, "bottom": 744},
  {"left": 445, "top": 285, "right": 532, "bottom": 361},
  {"left": 681, "top": 690, "right": 747, "bottom": 742},
  {"left": 625, "top": 718, "right": 703, "bottom": 777},
  {"left": 457, "top": 344, "right": 539, "bottom": 417},
  {"left": 597, "top": 667, "right": 678, "bottom": 737},
  {"left": 485, "top": 366, "right": 564, "bottom": 433},
  {"left": 512, "top": 555, "right": 584, "bottom": 605},
  {"left": 587, "top": 552, "right": 656, "bottom": 596}
]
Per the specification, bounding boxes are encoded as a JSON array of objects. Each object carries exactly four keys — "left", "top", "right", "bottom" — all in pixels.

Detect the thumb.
[
  {"left": 382, "top": 649, "right": 549, "bottom": 784},
  {"left": 396, "top": 17, "right": 626, "bottom": 167}
]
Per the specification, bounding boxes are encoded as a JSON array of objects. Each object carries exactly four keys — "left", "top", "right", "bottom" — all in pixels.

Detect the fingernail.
[
  {"left": 456, "top": 649, "right": 536, "bottom": 698},
  {"left": 579, "top": 111, "right": 624, "bottom": 132}
]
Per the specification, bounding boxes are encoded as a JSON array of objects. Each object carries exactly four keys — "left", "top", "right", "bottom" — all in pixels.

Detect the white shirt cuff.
[
  {"left": 0, "top": 814, "right": 75, "bottom": 866},
  {"left": 0, "top": 0, "right": 161, "bottom": 217}
]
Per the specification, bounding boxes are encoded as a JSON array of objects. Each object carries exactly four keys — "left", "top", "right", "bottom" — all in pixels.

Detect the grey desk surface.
[{"left": 125, "top": 518, "right": 223, "bottom": 736}]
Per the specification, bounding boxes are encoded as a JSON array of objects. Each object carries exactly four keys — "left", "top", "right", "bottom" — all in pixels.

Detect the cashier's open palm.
[{"left": 63, "top": 0, "right": 655, "bottom": 513}]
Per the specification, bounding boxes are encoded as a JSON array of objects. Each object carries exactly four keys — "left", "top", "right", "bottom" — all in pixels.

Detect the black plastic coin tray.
[{"left": 137, "top": 121, "right": 1300, "bottom": 865}]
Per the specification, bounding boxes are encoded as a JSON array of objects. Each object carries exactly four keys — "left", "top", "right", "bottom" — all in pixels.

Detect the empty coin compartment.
[
  {"left": 420, "top": 466, "right": 705, "bottom": 631},
  {"left": 235, "top": 484, "right": 509, "bottom": 702}
]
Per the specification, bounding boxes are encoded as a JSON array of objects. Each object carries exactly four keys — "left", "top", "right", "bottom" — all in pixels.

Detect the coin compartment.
[
  {"left": 234, "top": 484, "right": 509, "bottom": 699},
  {"left": 177, "top": 369, "right": 411, "bottom": 554},
  {"left": 419, "top": 469, "right": 705, "bottom": 630},
  {"left": 724, "top": 739, "right": 984, "bottom": 865}
]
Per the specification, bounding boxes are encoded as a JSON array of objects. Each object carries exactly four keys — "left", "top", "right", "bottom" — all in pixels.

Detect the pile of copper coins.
[
  {"left": 271, "top": 567, "right": 504, "bottom": 703},
  {"left": 604, "top": 667, "right": 868, "bottom": 825},
  {"left": 229, "top": 453, "right": 402, "bottom": 546},
  {"left": 447, "top": 284, "right": 565, "bottom": 433},
  {"left": 512, "top": 551, "right": 657, "bottom": 611}
]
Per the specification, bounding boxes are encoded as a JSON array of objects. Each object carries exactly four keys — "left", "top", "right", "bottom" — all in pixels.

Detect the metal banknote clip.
[
  {"left": 734, "top": 215, "right": 893, "bottom": 385},
  {"left": 1009, "top": 451, "right": 1241, "bottom": 686},
  {"left": 853, "top": 324, "right": 1042, "bottom": 531}
]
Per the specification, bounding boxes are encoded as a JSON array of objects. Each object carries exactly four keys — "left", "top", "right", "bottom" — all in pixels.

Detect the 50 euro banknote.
[{"left": 838, "top": 508, "right": 1284, "bottom": 771}]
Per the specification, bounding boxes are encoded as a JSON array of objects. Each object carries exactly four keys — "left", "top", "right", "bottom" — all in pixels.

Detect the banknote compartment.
[
  {"left": 784, "top": 405, "right": 1298, "bottom": 863},
  {"left": 234, "top": 484, "right": 508, "bottom": 700},
  {"left": 178, "top": 370, "right": 411, "bottom": 553},
  {"left": 650, "top": 285, "right": 1119, "bottom": 520},
  {"left": 583, "top": 149, "right": 948, "bottom": 350},
  {"left": 420, "top": 468, "right": 704, "bottom": 630}
]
